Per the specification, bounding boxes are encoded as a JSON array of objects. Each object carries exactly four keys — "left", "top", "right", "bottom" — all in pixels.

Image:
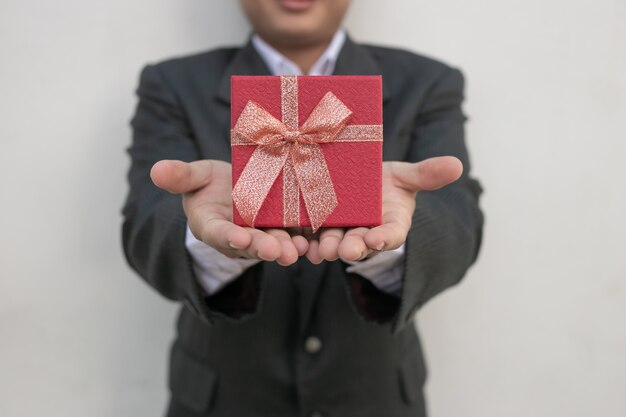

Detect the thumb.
[
  {"left": 150, "top": 160, "right": 216, "bottom": 194},
  {"left": 390, "top": 156, "right": 463, "bottom": 192}
]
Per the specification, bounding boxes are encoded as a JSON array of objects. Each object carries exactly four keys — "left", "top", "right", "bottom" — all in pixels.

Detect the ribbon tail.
[
  {"left": 283, "top": 151, "right": 300, "bottom": 227},
  {"left": 232, "top": 144, "right": 289, "bottom": 227},
  {"left": 291, "top": 143, "right": 338, "bottom": 233}
]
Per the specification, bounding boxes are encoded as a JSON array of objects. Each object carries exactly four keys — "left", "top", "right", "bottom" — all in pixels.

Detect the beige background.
[{"left": 1, "top": 0, "right": 625, "bottom": 416}]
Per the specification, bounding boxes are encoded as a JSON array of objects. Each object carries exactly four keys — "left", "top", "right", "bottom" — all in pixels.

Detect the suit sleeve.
[
  {"left": 344, "top": 67, "right": 483, "bottom": 332},
  {"left": 392, "top": 67, "right": 484, "bottom": 332},
  {"left": 121, "top": 64, "right": 262, "bottom": 325}
]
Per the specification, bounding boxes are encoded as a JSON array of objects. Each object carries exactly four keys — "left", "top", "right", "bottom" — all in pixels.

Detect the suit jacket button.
[
  {"left": 304, "top": 336, "right": 322, "bottom": 354},
  {"left": 310, "top": 412, "right": 324, "bottom": 417}
]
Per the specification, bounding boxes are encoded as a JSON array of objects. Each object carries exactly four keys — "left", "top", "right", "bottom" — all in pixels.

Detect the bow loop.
[
  {"left": 299, "top": 92, "right": 353, "bottom": 143},
  {"left": 233, "top": 101, "right": 288, "bottom": 146}
]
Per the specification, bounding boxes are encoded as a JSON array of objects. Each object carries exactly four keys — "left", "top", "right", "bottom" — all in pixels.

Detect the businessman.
[{"left": 123, "top": 0, "right": 484, "bottom": 416}]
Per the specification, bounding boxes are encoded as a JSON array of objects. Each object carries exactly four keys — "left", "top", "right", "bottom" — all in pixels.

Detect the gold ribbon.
[{"left": 231, "top": 76, "right": 382, "bottom": 232}]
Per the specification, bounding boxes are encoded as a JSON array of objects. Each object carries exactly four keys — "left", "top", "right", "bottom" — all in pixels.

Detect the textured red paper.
[{"left": 231, "top": 75, "right": 382, "bottom": 228}]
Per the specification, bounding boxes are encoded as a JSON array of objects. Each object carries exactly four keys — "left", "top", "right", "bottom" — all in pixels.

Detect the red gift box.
[{"left": 231, "top": 75, "right": 382, "bottom": 232}]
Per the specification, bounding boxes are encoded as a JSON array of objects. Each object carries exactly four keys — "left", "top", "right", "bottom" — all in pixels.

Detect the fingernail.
[
  {"left": 229, "top": 241, "right": 245, "bottom": 250},
  {"left": 258, "top": 252, "right": 277, "bottom": 262},
  {"left": 376, "top": 243, "right": 385, "bottom": 251}
]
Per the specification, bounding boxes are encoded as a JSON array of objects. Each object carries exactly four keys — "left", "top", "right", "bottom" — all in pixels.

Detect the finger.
[
  {"left": 267, "top": 229, "right": 299, "bottom": 266},
  {"left": 190, "top": 215, "right": 251, "bottom": 251},
  {"left": 245, "top": 228, "right": 282, "bottom": 261},
  {"left": 338, "top": 227, "right": 370, "bottom": 261},
  {"left": 291, "top": 235, "right": 310, "bottom": 257},
  {"left": 318, "top": 228, "right": 345, "bottom": 261},
  {"left": 305, "top": 239, "right": 324, "bottom": 265},
  {"left": 151, "top": 160, "right": 224, "bottom": 194},
  {"left": 389, "top": 156, "right": 463, "bottom": 193},
  {"left": 363, "top": 220, "right": 408, "bottom": 252}
]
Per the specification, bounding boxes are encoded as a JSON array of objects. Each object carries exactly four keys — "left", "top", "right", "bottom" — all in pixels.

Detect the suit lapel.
[
  {"left": 334, "top": 36, "right": 396, "bottom": 160},
  {"left": 333, "top": 36, "right": 392, "bottom": 101},
  {"left": 215, "top": 38, "right": 272, "bottom": 104}
]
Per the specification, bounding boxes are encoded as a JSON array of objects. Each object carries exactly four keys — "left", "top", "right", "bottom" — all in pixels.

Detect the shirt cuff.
[
  {"left": 344, "top": 244, "right": 405, "bottom": 297},
  {"left": 185, "top": 225, "right": 260, "bottom": 295}
]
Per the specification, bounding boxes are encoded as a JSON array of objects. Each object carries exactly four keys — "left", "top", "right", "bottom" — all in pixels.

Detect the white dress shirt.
[{"left": 186, "top": 30, "right": 405, "bottom": 296}]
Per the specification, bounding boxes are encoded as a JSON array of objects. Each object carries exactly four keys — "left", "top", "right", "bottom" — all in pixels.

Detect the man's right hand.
[{"left": 150, "top": 160, "right": 308, "bottom": 266}]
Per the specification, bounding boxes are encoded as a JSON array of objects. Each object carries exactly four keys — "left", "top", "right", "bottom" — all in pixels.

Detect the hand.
[
  {"left": 306, "top": 156, "right": 463, "bottom": 264},
  {"left": 150, "top": 160, "right": 308, "bottom": 266}
]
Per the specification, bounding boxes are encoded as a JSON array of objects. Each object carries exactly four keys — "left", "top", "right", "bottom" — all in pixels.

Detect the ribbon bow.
[{"left": 231, "top": 76, "right": 383, "bottom": 232}]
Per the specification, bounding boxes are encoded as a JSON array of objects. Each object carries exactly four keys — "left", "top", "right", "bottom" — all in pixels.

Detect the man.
[{"left": 122, "top": 0, "right": 483, "bottom": 416}]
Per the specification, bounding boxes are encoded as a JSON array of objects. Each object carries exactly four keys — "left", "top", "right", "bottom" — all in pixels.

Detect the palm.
[
  {"left": 377, "top": 162, "right": 418, "bottom": 245},
  {"left": 151, "top": 160, "right": 307, "bottom": 265},
  {"left": 309, "top": 157, "right": 463, "bottom": 263},
  {"left": 182, "top": 161, "right": 235, "bottom": 240}
]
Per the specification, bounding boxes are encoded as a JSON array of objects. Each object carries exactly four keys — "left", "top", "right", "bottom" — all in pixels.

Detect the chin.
[{"left": 271, "top": 22, "right": 330, "bottom": 44}]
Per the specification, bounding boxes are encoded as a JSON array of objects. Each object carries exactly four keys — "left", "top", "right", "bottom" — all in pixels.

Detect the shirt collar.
[{"left": 251, "top": 29, "right": 346, "bottom": 76}]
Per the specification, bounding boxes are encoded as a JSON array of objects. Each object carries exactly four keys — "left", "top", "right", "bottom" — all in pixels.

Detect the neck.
[{"left": 275, "top": 38, "right": 332, "bottom": 74}]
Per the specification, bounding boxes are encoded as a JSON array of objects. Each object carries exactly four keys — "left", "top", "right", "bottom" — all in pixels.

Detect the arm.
[
  {"left": 392, "top": 68, "right": 483, "bottom": 332},
  {"left": 122, "top": 65, "right": 264, "bottom": 324},
  {"left": 329, "top": 68, "right": 483, "bottom": 330}
]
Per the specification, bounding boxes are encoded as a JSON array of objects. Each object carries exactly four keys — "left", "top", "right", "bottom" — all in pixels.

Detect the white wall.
[{"left": 1, "top": 1, "right": 624, "bottom": 416}]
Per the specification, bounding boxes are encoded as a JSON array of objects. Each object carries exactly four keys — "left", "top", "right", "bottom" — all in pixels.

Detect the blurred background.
[{"left": 1, "top": 0, "right": 625, "bottom": 416}]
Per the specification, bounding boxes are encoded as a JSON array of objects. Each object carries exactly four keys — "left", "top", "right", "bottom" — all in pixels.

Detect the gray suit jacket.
[{"left": 122, "top": 36, "right": 483, "bottom": 417}]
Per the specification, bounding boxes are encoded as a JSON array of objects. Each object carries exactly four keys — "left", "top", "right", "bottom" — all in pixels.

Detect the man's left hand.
[{"left": 304, "top": 156, "right": 463, "bottom": 264}]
